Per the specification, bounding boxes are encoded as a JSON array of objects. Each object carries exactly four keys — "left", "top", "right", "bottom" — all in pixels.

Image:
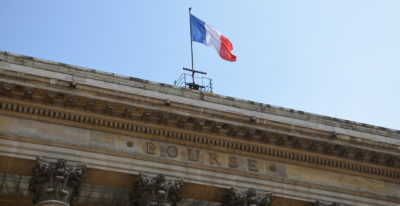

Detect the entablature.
[{"left": 0, "top": 77, "right": 399, "bottom": 183}]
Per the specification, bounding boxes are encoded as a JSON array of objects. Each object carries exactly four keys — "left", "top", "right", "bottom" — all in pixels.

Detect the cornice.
[
  {"left": 0, "top": 52, "right": 399, "bottom": 141},
  {"left": 1, "top": 58, "right": 399, "bottom": 153},
  {"left": 0, "top": 67, "right": 398, "bottom": 150},
  {"left": 0, "top": 69, "right": 398, "bottom": 149}
]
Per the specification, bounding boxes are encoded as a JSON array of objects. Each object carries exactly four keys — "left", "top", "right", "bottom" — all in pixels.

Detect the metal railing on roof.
[{"left": 174, "top": 68, "right": 213, "bottom": 93}]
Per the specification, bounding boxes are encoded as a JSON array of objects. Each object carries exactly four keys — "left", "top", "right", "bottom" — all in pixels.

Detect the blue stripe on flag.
[{"left": 190, "top": 14, "right": 206, "bottom": 44}]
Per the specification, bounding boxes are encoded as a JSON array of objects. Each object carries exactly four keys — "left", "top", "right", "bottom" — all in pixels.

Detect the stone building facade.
[{"left": 0, "top": 51, "right": 399, "bottom": 206}]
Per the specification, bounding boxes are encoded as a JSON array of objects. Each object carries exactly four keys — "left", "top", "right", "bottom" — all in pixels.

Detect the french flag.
[{"left": 190, "top": 14, "right": 237, "bottom": 62}]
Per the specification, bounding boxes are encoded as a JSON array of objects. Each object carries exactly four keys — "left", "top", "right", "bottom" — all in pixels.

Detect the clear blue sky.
[{"left": 1, "top": 1, "right": 399, "bottom": 130}]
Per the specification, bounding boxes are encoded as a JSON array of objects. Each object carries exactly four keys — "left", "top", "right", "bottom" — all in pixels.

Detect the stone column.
[
  {"left": 29, "top": 156, "right": 86, "bottom": 206},
  {"left": 129, "top": 173, "right": 183, "bottom": 206},
  {"left": 222, "top": 187, "right": 273, "bottom": 206}
]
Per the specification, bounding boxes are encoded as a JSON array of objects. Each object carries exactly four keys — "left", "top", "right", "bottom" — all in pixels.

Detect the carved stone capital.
[
  {"left": 315, "top": 200, "right": 347, "bottom": 206},
  {"left": 29, "top": 157, "right": 86, "bottom": 206},
  {"left": 222, "top": 187, "right": 273, "bottom": 206},
  {"left": 129, "top": 173, "right": 183, "bottom": 206}
]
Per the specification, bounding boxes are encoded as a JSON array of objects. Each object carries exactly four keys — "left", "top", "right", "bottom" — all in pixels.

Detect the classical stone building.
[{"left": 0, "top": 51, "right": 399, "bottom": 206}]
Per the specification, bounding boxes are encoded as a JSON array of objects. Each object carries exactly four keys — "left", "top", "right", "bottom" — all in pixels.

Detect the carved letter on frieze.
[
  {"left": 166, "top": 146, "right": 178, "bottom": 158},
  {"left": 209, "top": 152, "right": 221, "bottom": 165},
  {"left": 29, "top": 156, "right": 86, "bottom": 206},
  {"left": 187, "top": 148, "right": 199, "bottom": 161},
  {"left": 228, "top": 156, "right": 238, "bottom": 168},
  {"left": 146, "top": 142, "right": 157, "bottom": 154},
  {"left": 222, "top": 187, "right": 273, "bottom": 206},
  {"left": 129, "top": 173, "right": 183, "bottom": 206},
  {"left": 248, "top": 159, "right": 258, "bottom": 172}
]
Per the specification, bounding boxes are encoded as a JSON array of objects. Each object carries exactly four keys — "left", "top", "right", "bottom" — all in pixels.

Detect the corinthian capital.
[
  {"left": 222, "top": 187, "right": 273, "bottom": 206},
  {"left": 315, "top": 200, "right": 347, "bottom": 206},
  {"left": 29, "top": 157, "right": 86, "bottom": 206},
  {"left": 129, "top": 173, "right": 183, "bottom": 206}
]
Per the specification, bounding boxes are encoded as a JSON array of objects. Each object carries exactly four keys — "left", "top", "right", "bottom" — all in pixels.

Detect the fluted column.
[
  {"left": 29, "top": 157, "right": 86, "bottom": 206},
  {"left": 129, "top": 173, "right": 183, "bottom": 206},
  {"left": 222, "top": 187, "right": 273, "bottom": 206}
]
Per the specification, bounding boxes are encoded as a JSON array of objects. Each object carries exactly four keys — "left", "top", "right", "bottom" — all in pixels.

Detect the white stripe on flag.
[{"left": 205, "top": 24, "right": 222, "bottom": 53}]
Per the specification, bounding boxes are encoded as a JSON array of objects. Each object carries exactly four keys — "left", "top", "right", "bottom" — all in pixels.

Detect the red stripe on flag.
[{"left": 219, "top": 35, "right": 237, "bottom": 62}]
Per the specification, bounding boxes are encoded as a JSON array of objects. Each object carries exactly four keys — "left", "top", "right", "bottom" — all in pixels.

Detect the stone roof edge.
[{"left": 0, "top": 50, "right": 399, "bottom": 140}]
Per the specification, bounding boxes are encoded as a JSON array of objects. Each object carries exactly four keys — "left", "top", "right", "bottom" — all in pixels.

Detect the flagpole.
[{"left": 189, "top": 7, "right": 195, "bottom": 83}]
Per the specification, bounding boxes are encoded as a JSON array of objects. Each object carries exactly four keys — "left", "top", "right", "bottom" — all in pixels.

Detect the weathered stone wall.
[{"left": 0, "top": 51, "right": 399, "bottom": 206}]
